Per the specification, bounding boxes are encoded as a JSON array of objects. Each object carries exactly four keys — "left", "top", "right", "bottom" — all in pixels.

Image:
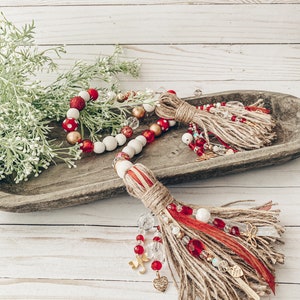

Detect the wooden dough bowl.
[{"left": 1, "top": 90, "right": 299, "bottom": 212}]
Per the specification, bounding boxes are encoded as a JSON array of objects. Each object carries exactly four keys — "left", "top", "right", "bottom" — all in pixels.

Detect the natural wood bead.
[
  {"left": 66, "top": 131, "right": 82, "bottom": 145},
  {"left": 149, "top": 123, "right": 162, "bottom": 137}
]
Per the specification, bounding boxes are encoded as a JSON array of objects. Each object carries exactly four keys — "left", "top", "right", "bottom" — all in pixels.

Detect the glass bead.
[
  {"left": 153, "top": 252, "right": 164, "bottom": 262},
  {"left": 136, "top": 234, "right": 145, "bottom": 242},
  {"left": 137, "top": 212, "right": 154, "bottom": 231},
  {"left": 213, "top": 218, "right": 226, "bottom": 229},
  {"left": 151, "top": 260, "right": 162, "bottom": 271},
  {"left": 182, "top": 235, "right": 191, "bottom": 245},
  {"left": 194, "top": 89, "right": 202, "bottom": 97},
  {"left": 134, "top": 245, "right": 144, "bottom": 255},
  {"left": 187, "top": 239, "right": 205, "bottom": 257},
  {"left": 171, "top": 226, "right": 180, "bottom": 235},
  {"left": 230, "top": 226, "right": 241, "bottom": 236},
  {"left": 181, "top": 206, "right": 193, "bottom": 215},
  {"left": 212, "top": 257, "right": 220, "bottom": 267},
  {"left": 125, "top": 116, "right": 140, "bottom": 130}
]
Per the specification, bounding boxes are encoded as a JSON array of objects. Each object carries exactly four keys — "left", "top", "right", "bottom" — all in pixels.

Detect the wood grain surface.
[{"left": 0, "top": 1, "right": 299, "bottom": 299}]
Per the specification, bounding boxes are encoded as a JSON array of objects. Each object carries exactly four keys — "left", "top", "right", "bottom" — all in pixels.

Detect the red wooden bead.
[
  {"left": 151, "top": 260, "right": 162, "bottom": 271},
  {"left": 87, "top": 88, "right": 99, "bottom": 100},
  {"left": 121, "top": 126, "right": 133, "bottom": 138},
  {"left": 142, "top": 130, "right": 155, "bottom": 143},
  {"left": 70, "top": 96, "right": 86, "bottom": 111},
  {"left": 187, "top": 239, "right": 204, "bottom": 257},
  {"left": 80, "top": 139, "right": 94, "bottom": 153},
  {"left": 230, "top": 226, "right": 241, "bottom": 236},
  {"left": 213, "top": 218, "right": 226, "bottom": 229},
  {"left": 181, "top": 205, "right": 193, "bottom": 215},
  {"left": 167, "top": 90, "right": 176, "bottom": 95},
  {"left": 134, "top": 244, "right": 144, "bottom": 255},
  {"left": 136, "top": 234, "right": 145, "bottom": 242},
  {"left": 157, "top": 118, "right": 170, "bottom": 132},
  {"left": 62, "top": 118, "right": 79, "bottom": 132}
]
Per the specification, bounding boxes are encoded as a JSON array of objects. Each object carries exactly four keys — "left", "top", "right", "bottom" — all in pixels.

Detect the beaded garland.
[{"left": 62, "top": 88, "right": 167, "bottom": 156}]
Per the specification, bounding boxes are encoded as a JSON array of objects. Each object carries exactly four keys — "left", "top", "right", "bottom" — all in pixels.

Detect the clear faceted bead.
[
  {"left": 137, "top": 212, "right": 154, "bottom": 231},
  {"left": 194, "top": 89, "right": 203, "bottom": 97},
  {"left": 125, "top": 116, "right": 140, "bottom": 130}
]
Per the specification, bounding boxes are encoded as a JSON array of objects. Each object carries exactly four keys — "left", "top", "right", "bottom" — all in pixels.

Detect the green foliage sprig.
[{"left": 0, "top": 14, "right": 152, "bottom": 183}]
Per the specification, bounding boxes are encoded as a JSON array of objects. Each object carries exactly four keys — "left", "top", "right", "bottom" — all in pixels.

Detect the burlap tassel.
[
  {"left": 155, "top": 93, "right": 276, "bottom": 150},
  {"left": 122, "top": 163, "right": 284, "bottom": 300}
]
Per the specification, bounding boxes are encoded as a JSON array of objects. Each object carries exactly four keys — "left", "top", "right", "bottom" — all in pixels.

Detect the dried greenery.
[{"left": 0, "top": 14, "right": 152, "bottom": 183}]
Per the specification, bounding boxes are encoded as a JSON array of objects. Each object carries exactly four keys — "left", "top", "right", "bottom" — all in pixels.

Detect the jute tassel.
[
  {"left": 122, "top": 162, "right": 284, "bottom": 300},
  {"left": 155, "top": 92, "right": 276, "bottom": 150}
]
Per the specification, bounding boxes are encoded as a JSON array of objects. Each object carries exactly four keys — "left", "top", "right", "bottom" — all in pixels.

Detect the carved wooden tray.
[{"left": 1, "top": 90, "right": 299, "bottom": 212}]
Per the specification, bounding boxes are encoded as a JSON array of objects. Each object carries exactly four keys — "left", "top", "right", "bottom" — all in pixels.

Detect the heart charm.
[{"left": 153, "top": 273, "right": 168, "bottom": 292}]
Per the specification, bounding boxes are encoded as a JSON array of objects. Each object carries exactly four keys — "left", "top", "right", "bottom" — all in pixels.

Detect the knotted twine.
[
  {"left": 155, "top": 92, "right": 276, "bottom": 150},
  {"left": 122, "top": 162, "right": 284, "bottom": 300}
]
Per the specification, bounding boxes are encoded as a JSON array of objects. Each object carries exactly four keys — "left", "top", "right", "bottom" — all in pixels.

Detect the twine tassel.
[
  {"left": 155, "top": 93, "right": 276, "bottom": 150},
  {"left": 122, "top": 163, "right": 284, "bottom": 299}
]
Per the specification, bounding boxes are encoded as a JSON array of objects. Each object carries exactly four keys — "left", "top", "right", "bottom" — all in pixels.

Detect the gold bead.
[
  {"left": 116, "top": 93, "right": 126, "bottom": 102},
  {"left": 149, "top": 123, "right": 162, "bottom": 137},
  {"left": 132, "top": 106, "right": 145, "bottom": 119},
  {"left": 66, "top": 131, "right": 82, "bottom": 145}
]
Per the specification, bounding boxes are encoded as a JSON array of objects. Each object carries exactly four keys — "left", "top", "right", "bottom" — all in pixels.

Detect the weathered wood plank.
[
  {"left": 36, "top": 44, "right": 300, "bottom": 82},
  {"left": 0, "top": 225, "right": 295, "bottom": 282},
  {"left": 1, "top": 0, "right": 300, "bottom": 6},
  {"left": 1, "top": 5, "right": 299, "bottom": 44},
  {"left": 0, "top": 279, "right": 298, "bottom": 300}
]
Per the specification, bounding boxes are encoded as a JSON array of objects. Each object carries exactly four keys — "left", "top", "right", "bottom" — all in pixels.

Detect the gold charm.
[
  {"left": 243, "top": 222, "right": 258, "bottom": 248},
  {"left": 153, "top": 271, "right": 168, "bottom": 292},
  {"left": 228, "top": 265, "right": 244, "bottom": 278},
  {"left": 129, "top": 253, "right": 150, "bottom": 274},
  {"left": 195, "top": 151, "right": 217, "bottom": 162}
]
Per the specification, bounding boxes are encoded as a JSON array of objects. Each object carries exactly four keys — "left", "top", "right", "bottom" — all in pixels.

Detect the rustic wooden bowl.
[{"left": 1, "top": 90, "right": 299, "bottom": 213}]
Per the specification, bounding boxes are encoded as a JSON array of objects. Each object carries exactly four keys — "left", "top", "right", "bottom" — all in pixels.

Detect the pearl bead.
[
  {"left": 127, "top": 139, "right": 143, "bottom": 155},
  {"left": 102, "top": 136, "right": 117, "bottom": 151},
  {"left": 182, "top": 132, "right": 193, "bottom": 145},
  {"left": 149, "top": 123, "right": 162, "bottom": 137},
  {"left": 78, "top": 90, "right": 90, "bottom": 102},
  {"left": 195, "top": 208, "right": 211, "bottom": 223},
  {"left": 115, "top": 160, "right": 133, "bottom": 179},
  {"left": 66, "top": 108, "right": 80, "bottom": 120},
  {"left": 115, "top": 133, "right": 127, "bottom": 146},
  {"left": 143, "top": 103, "right": 155, "bottom": 113},
  {"left": 168, "top": 119, "right": 176, "bottom": 127},
  {"left": 122, "top": 146, "right": 135, "bottom": 158},
  {"left": 93, "top": 141, "right": 106, "bottom": 154},
  {"left": 135, "top": 135, "right": 147, "bottom": 147}
]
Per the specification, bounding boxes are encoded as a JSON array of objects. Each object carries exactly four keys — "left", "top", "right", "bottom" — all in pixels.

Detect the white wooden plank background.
[{"left": 0, "top": 1, "right": 299, "bottom": 299}]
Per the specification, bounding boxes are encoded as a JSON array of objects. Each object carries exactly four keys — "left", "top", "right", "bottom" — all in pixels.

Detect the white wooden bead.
[
  {"left": 168, "top": 119, "right": 176, "bottom": 127},
  {"left": 182, "top": 132, "right": 193, "bottom": 145},
  {"left": 122, "top": 146, "right": 135, "bottom": 158},
  {"left": 93, "top": 141, "right": 106, "bottom": 154},
  {"left": 135, "top": 135, "right": 147, "bottom": 147},
  {"left": 142, "top": 103, "right": 155, "bottom": 113},
  {"left": 115, "top": 160, "right": 133, "bottom": 179},
  {"left": 66, "top": 108, "right": 80, "bottom": 120},
  {"left": 115, "top": 133, "right": 127, "bottom": 146},
  {"left": 127, "top": 139, "right": 143, "bottom": 155},
  {"left": 78, "top": 90, "right": 90, "bottom": 102},
  {"left": 195, "top": 208, "right": 211, "bottom": 223},
  {"left": 102, "top": 136, "right": 117, "bottom": 151}
]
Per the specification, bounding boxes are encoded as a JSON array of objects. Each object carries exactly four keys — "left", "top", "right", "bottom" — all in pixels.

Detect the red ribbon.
[{"left": 168, "top": 208, "right": 276, "bottom": 293}]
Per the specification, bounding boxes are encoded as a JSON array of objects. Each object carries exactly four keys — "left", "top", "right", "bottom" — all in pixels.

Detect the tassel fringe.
[{"left": 123, "top": 163, "right": 284, "bottom": 300}]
